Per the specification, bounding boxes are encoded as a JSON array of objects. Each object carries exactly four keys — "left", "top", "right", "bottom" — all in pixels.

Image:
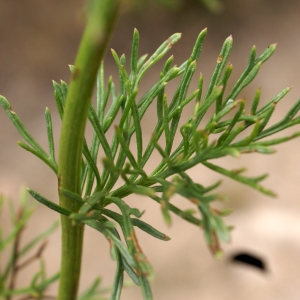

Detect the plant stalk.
[{"left": 57, "top": 1, "right": 119, "bottom": 299}]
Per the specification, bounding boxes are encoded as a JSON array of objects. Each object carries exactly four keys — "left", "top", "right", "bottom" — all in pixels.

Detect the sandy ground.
[{"left": 1, "top": 0, "right": 300, "bottom": 299}]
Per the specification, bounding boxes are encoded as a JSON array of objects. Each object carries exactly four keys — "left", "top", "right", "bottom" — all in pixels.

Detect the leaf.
[
  {"left": 27, "top": 188, "right": 72, "bottom": 216},
  {"left": 45, "top": 107, "right": 57, "bottom": 168},
  {"left": 102, "top": 209, "right": 170, "bottom": 241},
  {"left": 110, "top": 247, "right": 123, "bottom": 300},
  {"left": 205, "top": 35, "right": 232, "bottom": 98},
  {"left": 202, "top": 161, "right": 276, "bottom": 197},
  {"left": 130, "top": 28, "right": 139, "bottom": 78},
  {"left": 137, "top": 32, "right": 182, "bottom": 83},
  {"left": 0, "top": 96, "right": 50, "bottom": 165},
  {"left": 78, "top": 277, "right": 106, "bottom": 300}
]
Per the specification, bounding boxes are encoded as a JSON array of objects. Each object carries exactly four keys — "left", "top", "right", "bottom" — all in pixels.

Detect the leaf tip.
[
  {"left": 227, "top": 34, "right": 233, "bottom": 41},
  {"left": 163, "top": 235, "right": 171, "bottom": 241}
]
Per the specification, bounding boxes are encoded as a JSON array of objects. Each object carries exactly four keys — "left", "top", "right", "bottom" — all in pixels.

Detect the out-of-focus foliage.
[
  {"left": 0, "top": 190, "right": 59, "bottom": 299},
  {"left": 123, "top": 0, "right": 223, "bottom": 13}
]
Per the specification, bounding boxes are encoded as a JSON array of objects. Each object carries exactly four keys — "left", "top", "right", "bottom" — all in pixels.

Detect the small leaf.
[
  {"left": 205, "top": 35, "right": 233, "bottom": 98},
  {"left": 18, "top": 141, "right": 57, "bottom": 174},
  {"left": 0, "top": 96, "right": 49, "bottom": 160},
  {"left": 110, "top": 248, "right": 124, "bottom": 300},
  {"left": 137, "top": 33, "right": 182, "bottom": 83},
  {"left": 137, "top": 54, "right": 148, "bottom": 70},
  {"left": 202, "top": 162, "right": 276, "bottom": 197},
  {"left": 45, "top": 107, "right": 57, "bottom": 167},
  {"left": 130, "top": 28, "right": 139, "bottom": 78},
  {"left": 190, "top": 27, "right": 207, "bottom": 62},
  {"left": 27, "top": 188, "right": 71, "bottom": 216},
  {"left": 78, "top": 277, "right": 104, "bottom": 300},
  {"left": 102, "top": 209, "right": 170, "bottom": 241},
  {"left": 250, "top": 87, "right": 261, "bottom": 115}
]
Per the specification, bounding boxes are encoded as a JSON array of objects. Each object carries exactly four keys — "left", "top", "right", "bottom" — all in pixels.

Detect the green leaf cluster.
[
  {"left": 1, "top": 27, "right": 300, "bottom": 299},
  {"left": 0, "top": 190, "right": 59, "bottom": 299},
  {"left": 0, "top": 191, "right": 110, "bottom": 300}
]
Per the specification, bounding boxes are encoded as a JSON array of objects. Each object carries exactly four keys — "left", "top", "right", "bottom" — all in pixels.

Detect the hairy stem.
[{"left": 57, "top": 1, "right": 119, "bottom": 299}]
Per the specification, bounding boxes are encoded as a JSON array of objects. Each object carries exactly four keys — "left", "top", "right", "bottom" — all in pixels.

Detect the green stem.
[{"left": 57, "top": 1, "right": 119, "bottom": 299}]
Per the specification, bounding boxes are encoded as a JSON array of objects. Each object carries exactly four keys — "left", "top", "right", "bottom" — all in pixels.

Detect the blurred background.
[{"left": 1, "top": 0, "right": 300, "bottom": 299}]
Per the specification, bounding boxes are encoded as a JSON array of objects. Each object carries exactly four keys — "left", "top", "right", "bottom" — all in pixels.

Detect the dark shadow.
[{"left": 229, "top": 251, "right": 268, "bottom": 272}]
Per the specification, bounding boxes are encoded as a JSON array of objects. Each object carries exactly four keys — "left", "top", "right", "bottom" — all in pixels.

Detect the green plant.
[
  {"left": 0, "top": 190, "right": 59, "bottom": 299},
  {"left": 1, "top": 0, "right": 300, "bottom": 299},
  {"left": 126, "top": 0, "right": 223, "bottom": 13},
  {"left": 0, "top": 191, "right": 113, "bottom": 300}
]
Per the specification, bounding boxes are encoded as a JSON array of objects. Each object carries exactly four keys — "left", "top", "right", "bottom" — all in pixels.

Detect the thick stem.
[{"left": 57, "top": 1, "right": 119, "bottom": 299}]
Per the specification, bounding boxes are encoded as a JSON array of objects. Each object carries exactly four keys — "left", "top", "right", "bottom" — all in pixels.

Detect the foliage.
[
  {"left": 125, "top": 0, "right": 223, "bottom": 13},
  {"left": 0, "top": 192, "right": 113, "bottom": 300},
  {"left": 1, "top": 1, "right": 300, "bottom": 299},
  {"left": 0, "top": 190, "right": 59, "bottom": 299}
]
